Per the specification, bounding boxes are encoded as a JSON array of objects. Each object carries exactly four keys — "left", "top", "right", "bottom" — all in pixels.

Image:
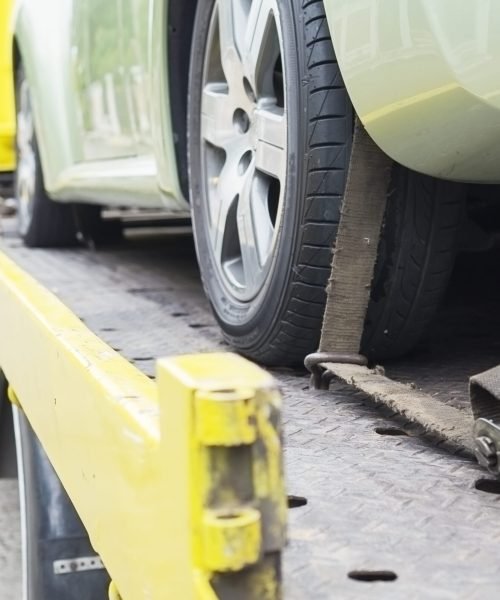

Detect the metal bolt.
[{"left": 474, "top": 435, "right": 498, "bottom": 470}]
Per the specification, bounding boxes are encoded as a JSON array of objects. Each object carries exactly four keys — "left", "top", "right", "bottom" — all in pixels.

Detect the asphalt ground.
[{"left": 2, "top": 217, "right": 500, "bottom": 598}]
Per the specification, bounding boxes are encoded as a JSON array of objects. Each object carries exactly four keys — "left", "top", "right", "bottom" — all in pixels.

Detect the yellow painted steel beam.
[{"left": 0, "top": 250, "right": 286, "bottom": 600}]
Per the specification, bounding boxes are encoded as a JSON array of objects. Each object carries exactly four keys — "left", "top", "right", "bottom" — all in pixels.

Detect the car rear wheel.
[
  {"left": 15, "top": 67, "right": 106, "bottom": 248},
  {"left": 188, "top": 0, "right": 464, "bottom": 366}
]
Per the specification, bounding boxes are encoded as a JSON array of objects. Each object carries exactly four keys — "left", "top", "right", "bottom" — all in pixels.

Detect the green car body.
[
  {"left": 325, "top": 0, "right": 500, "bottom": 183},
  {"left": 12, "top": 0, "right": 500, "bottom": 218},
  {"left": 14, "top": 0, "right": 186, "bottom": 212}
]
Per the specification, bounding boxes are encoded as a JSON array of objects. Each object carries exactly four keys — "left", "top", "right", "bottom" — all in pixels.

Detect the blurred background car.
[{"left": 0, "top": 0, "right": 15, "bottom": 201}]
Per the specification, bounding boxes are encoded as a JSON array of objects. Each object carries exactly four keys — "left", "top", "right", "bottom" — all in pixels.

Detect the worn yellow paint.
[
  {"left": 196, "top": 389, "right": 258, "bottom": 446},
  {"left": 202, "top": 508, "right": 261, "bottom": 571},
  {"left": 0, "top": 250, "right": 286, "bottom": 599},
  {"left": 159, "top": 353, "right": 287, "bottom": 599}
]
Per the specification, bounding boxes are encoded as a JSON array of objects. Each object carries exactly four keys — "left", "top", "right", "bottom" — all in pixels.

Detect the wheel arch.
[
  {"left": 323, "top": 0, "right": 500, "bottom": 183},
  {"left": 167, "top": 0, "right": 198, "bottom": 199}
]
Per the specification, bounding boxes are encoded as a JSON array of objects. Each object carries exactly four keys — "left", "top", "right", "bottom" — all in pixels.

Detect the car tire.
[
  {"left": 188, "top": 0, "right": 464, "bottom": 366},
  {"left": 15, "top": 66, "right": 103, "bottom": 248},
  {"left": 362, "top": 166, "right": 464, "bottom": 360},
  {"left": 11, "top": 402, "right": 110, "bottom": 600}
]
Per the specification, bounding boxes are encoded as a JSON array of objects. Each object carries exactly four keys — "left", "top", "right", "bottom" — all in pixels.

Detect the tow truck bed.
[{"left": 0, "top": 217, "right": 499, "bottom": 599}]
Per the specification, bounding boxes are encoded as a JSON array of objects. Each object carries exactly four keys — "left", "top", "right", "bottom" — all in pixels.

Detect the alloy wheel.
[{"left": 200, "top": 0, "right": 287, "bottom": 302}]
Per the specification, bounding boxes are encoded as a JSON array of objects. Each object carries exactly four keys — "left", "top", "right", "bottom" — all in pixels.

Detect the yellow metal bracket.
[{"left": 0, "top": 250, "right": 286, "bottom": 599}]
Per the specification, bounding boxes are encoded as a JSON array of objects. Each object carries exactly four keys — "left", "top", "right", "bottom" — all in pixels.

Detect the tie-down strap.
[
  {"left": 305, "top": 119, "right": 477, "bottom": 456},
  {"left": 318, "top": 118, "right": 392, "bottom": 356}
]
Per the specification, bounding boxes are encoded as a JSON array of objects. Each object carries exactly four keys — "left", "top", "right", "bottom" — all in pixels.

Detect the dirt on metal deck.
[{"left": 1, "top": 217, "right": 500, "bottom": 599}]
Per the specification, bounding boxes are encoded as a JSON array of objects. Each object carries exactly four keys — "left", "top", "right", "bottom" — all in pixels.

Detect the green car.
[{"left": 14, "top": 0, "right": 493, "bottom": 366}]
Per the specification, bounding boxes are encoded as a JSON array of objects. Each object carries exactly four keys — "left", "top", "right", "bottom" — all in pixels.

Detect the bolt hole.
[
  {"left": 233, "top": 108, "right": 250, "bottom": 134},
  {"left": 217, "top": 512, "right": 242, "bottom": 520},
  {"left": 238, "top": 150, "right": 253, "bottom": 175},
  {"left": 133, "top": 357, "right": 154, "bottom": 362},
  {"left": 375, "top": 427, "right": 408, "bottom": 437},
  {"left": 475, "top": 478, "right": 500, "bottom": 494},
  {"left": 189, "top": 323, "right": 209, "bottom": 329},
  {"left": 243, "top": 77, "right": 256, "bottom": 102},
  {"left": 288, "top": 495, "right": 308, "bottom": 509},
  {"left": 348, "top": 570, "right": 398, "bottom": 583}
]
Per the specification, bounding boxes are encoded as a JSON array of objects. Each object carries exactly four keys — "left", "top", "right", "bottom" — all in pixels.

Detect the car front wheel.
[{"left": 188, "top": 0, "right": 464, "bottom": 366}]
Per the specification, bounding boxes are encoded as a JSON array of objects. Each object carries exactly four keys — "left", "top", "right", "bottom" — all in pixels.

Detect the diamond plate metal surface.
[{"left": 1, "top": 220, "right": 500, "bottom": 598}]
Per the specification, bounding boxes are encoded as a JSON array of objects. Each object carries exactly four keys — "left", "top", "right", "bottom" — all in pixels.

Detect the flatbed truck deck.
[{"left": 0, "top": 216, "right": 499, "bottom": 599}]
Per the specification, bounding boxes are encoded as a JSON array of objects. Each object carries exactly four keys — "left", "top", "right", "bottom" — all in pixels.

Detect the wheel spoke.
[
  {"left": 254, "top": 106, "right": 286, "bottom": 181},
  {"left": 242, "top": 0, "right": 278, "bottom": 96},
  {"left": 17, "top": 88, "right": 34, "bottom": 154},
  {"left": 211, "top": 156, "right": 240, "bottom": 262},
  {"left": 201, "top": 84, "right": 234, "bottom": 149},
  {"left": 252, "top": 173, "right": 276, "bottom": 266},
  {"left": 17, "top": 116, "right": 29, "bottom": 155},
  {"left": 237, "top": 165, "right": 262, "bottom": 288},
  {"left": 217, "top": 0, "right": 244, "bottom": 89}
]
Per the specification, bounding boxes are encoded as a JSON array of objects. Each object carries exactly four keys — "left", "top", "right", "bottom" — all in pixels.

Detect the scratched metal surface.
[{"left": 1, "top": 217, "right": 500, "bottom": 599}]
